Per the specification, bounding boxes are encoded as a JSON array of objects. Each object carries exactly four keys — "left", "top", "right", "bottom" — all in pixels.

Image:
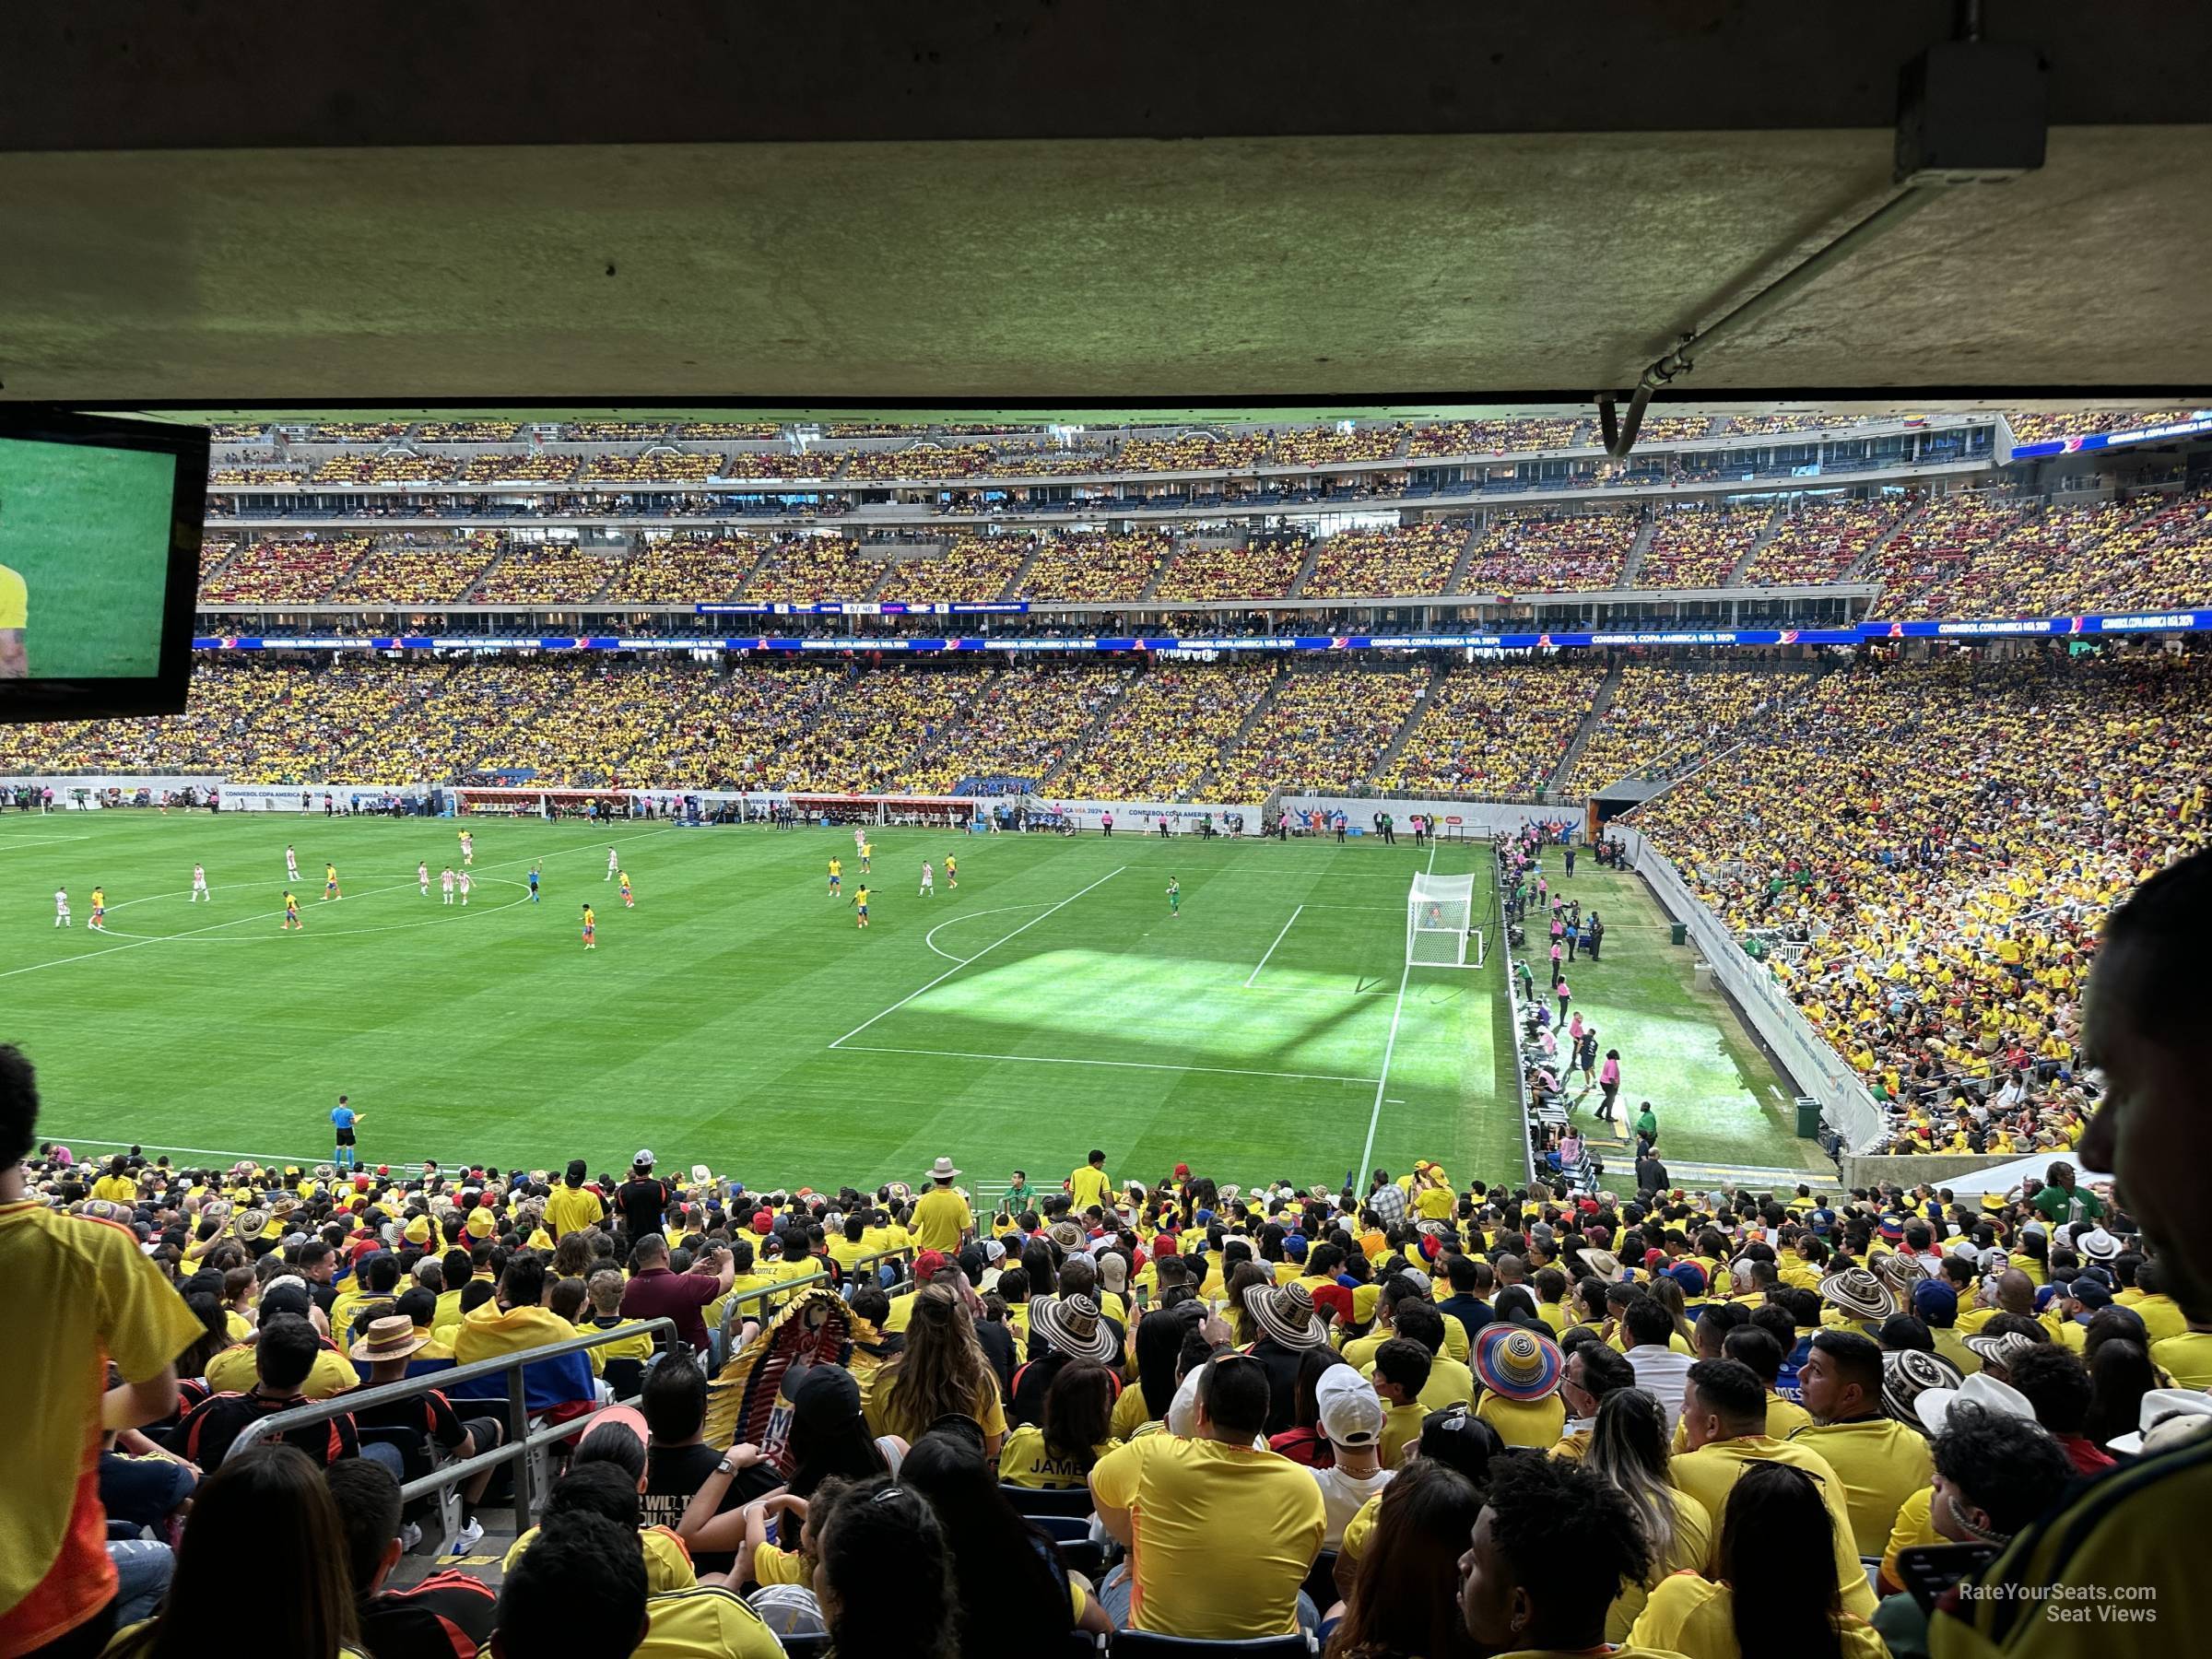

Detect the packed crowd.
[
  {"left": 1738, "top": 497, "right": 1912, "bottom": 587},
  {"left": 1112, "top": 431, "right": 1274, "bottom": 474},
  {"left": 416, "top": 420, "right": 525, "bottom": 443},
  {"left": 583, "top": 452, "right": 727, "bottom": 485},
  {"left": 738, "top": 536, "right": 890, "bottom": 606},
  {"left": 1150, "top": 535, "right": 1310, "bottom": 603},
  {"left": 1561, "top": 664, "right": 1807, "bottom": 795},
  {"left": 1209, "top": 665, "right": 1430, "bottom": 800},
  {"left": 1877, "top": 488, "right": 2212, "bottom": 618},
  {"left": 200, "top": 538, "right": 371, "bottom": 605},
  {"left": 900, "top": 665, "right": 1127, "bottom": 794},
  {"left": 603, "top": 537, "right": 767, "bottom": 605},
  {"left": 1015, "top": 531, "right": 1174, "bottom": 604},
  {"left": 877, "top": 537, "right": 1033, "bottom": 604},
  {"left": 1632, "top": 653, "right": 2212, "bottom": 1141},
  {"left": 335, "top": 544, "right": 501, "bottom": 607},
  {"left": 1382, "top": 661, "right": 1606, "bottom": 796},
  {"left": 1301, "top": 522, "right": 1472, "bottom": 600},
  {"left": 456, "top": 453, "right": 580, "bottom": 486},
  {"left": 311, "top": 452, "right": 457, "bottom": 487},
  {"left": 183, "top": 477, "right": 2212, "bottom": 614},
  {"left": 2004, "top": 408, "right": 2194, "bottom": 445},
  {"left": 1463, "top": 511, "right": 1639, "bottom": 594},
  {"left": 14, "top": 973, "right": 2208, "bottom": 1659},
  {"left": 1050, "top": 662, "right": 1276, "bottom": 799},
  {"left": 465, "top": 547, "right": 618, "bottom": 606},
  {"left": 1637, "top": 506, "right": 1770, "bottom": 590},
  {"left": 1868, "top": 493, "right": 2033, "bottom": 611}
]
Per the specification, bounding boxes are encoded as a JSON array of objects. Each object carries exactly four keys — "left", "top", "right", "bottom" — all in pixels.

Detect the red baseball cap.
[{"left": 914, "top": 1250, "right": 948, "bottom": 1282}]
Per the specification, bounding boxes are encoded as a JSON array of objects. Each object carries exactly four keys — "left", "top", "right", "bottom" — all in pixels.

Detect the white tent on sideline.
[{"left": 1924, "top": 1151, "right": 2112, "bottom": 1199}]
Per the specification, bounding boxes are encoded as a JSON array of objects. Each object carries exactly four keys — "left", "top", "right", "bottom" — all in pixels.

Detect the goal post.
[{"left": 1407, "top": 871, "right": 1485, "bottom": 968}]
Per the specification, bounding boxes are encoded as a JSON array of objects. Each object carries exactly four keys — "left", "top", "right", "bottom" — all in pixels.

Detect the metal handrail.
[
  {"left": 712, "top": 1244, "right": 918, "bottom": 1365},
  {"left": 228, "top": 1315, "right": 676, "bottom": 1537}
]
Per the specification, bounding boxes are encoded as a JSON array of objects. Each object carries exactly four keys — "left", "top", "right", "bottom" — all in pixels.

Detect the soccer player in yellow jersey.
[
  {"left": 853, "top": 885, "right": 870, "bottom": 928},
  {"left": 459, "top": 830, "right": 474, "bottom": 866},
  {"left": 946, "top": 853, "right": 957, "bottom": 889},
  {"left": 581, "top": 904, "right": 596, "bottom": 948},
  {"left": 88, "top": 887, "right": 106, "bottom": 931},
  {"left": 324, "top": 863, "right": 340, "bottom": 900},
  {"left": 618, "top": 871, "right": 633, "bottom": 909},
  {"left": 828, "top": 856, "right": 841, "bottom": 895},
  {"left": 0, "top": 557, "right": 26, "bottom": 677},
  {"left": 282, "top": 891, "right": 302, "bottom": 930},
  {"left": 859, "top": 840, "right": 872, "bottom": 873}
]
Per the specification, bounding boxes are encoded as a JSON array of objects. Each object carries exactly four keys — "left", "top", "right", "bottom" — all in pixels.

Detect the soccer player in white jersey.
[
  {"left": 920, "top": 860, "right": 935, "bottom": 899},
  {"left": 418, "top": 860, "right": 430, "bottom": 896},
  {"left": 606, "top": 845, "right": 619, "bottom": 881},
  {"left": 191, "top": 864, "right": 210, "bottom": 902},
  {"left": 53, "top": 886, "right": 70, "bottom": 927},
  {"left": 286, "top": 844, "right": 300, "bottom": 882},
  {"left": 441, "top": 865, "right": 456, "bottom": 905},
  {"left": 458, "top": 870, "right": 472, "bottom": 905}
]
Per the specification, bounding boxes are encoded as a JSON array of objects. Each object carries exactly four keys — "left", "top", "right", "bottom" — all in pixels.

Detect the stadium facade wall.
[
  {"left": 1041, "top": 798, "right": 1264, "bottom": 834},
  {"left": 1835, "top": 1150, "right": 2027, "bottom": 1195},
  {"left": 0, "top": 774, "right": 224, "bottom": 799},
  {"left": 1277, "top": 794, "right": 1576, "bottom": 837},
  {"left": 1608, "top": 825, "right": 1886, "bottom": 1154}
]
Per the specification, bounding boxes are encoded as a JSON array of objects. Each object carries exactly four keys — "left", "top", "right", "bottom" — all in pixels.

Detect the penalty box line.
[{"left": 827, "top": 865, "right": 1126, "bottom": 1051}]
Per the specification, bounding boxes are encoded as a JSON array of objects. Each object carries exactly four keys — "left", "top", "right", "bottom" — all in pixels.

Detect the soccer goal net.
[{"left": 1407, "top": 871, "right": 1485, "bottom": 968}]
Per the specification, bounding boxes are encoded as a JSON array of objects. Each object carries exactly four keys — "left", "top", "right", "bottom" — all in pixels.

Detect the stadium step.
[
  {"left": 1547, "top": 660, "right": 1624, "bottom": 794},
  {"left": 1441, "top": 520, "right": 1481, "bottom": 596},
  {"left": 1039, "top": 672, "right": 1142, "bottom": 787},
  {"left": 1726, "top": 502, "right": 1788, "bottom": 584},
  {"left": 1284, "top": 535, "right": 1325, "bottom": 599},
  {"left": 1198, "top": 665, "right": 1290, "bottom": 791},
  {"left": 1371, "top": 662, "right": 1444, "bottom": 781},
  {"left": 1001, "top": 535, "right": 1048, "bottom": 602},
  {"left": 727, "top": 536, "right": 776, "bottom": 600},
  {"left": 1617, "top": 517, "right": 1660, "bottom": 587},
  {"left": 1841, "top": 493, "right": 1931, "bottom": 584}
]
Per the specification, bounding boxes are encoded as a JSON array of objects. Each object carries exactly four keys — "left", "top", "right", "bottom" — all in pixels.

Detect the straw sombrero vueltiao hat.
[
  {"left": 1819, "top": 1266, "right": 1896, "bottom": 1323},
  {"left": 1473, "top": 1322, "right": 1564, "bottom": 1403},
  {"left": 1030, "top": 1293, "right": 1121, "bottom": 1365},
  {"left": 1243, "top": 1282, "right": 1327, "bottom": 1350},
  {"left": 349, "top": 1314, "right": 430, "bottom": 1363}
]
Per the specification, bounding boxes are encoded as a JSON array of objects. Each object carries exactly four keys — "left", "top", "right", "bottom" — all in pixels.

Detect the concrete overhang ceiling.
[{"left": 5, "top": 1, "right": 2209, "bottom": 406}]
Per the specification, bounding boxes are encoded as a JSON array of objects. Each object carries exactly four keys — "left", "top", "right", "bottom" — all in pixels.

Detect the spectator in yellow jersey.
[
  {"left": 0, "top": 1044, "right": 203, "bottom": 1658},
  {"left": 910, "top": 1156, "right": 971, "bottom": 1253},
  {"left": 1792, "top": 1328, "right": 1934, "bottom": 1556},
  {"left": 1928, "top": 848, "right": 2212, "bottom": 1655},
  {"left": 0, "top": 557, "right": 25, "bottom": 677},
  {"left": 1069, "top": 1149, "right": 1113, "bottom": 1213},
  {"left": 1670, "top": 1357, "right": 1877, "bottom": 1619},
  {"left": 1631, "top": 1460, "right": 1890, "bottom": 1659}
]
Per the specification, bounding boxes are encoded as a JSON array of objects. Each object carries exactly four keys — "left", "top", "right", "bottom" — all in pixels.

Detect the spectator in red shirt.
[{"left": 618, "top": 1233, "right": 735, "bottom": 1354}]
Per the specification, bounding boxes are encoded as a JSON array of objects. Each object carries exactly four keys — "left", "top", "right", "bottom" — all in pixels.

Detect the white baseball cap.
[
  {"left": 1315, "top": 1366, "right": 1385, "bottom": 1447},
  {"left": 632, "top": 1149, "right": 655, "bottom": 1168}
]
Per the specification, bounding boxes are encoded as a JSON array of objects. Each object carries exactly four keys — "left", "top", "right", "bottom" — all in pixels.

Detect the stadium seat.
[
  {"left": 1108, "top": 1633, "right": 1318, "bottom": 1656},
  {"left": 1003, "top": 1483, "right": 1101, "bottom": 1517}
]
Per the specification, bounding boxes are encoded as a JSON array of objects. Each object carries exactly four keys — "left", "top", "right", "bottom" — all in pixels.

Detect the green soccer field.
[
  {"left": 0, "top": 812, "right": 1816, "bottom": 1192},
  {"left": 0, "top": 437, "right": 178, "bottom": 679}
]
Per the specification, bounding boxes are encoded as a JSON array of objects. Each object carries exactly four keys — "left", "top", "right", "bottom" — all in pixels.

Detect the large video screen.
[{"left": 0, "top": 413, "right": 206, "bottom": 721}]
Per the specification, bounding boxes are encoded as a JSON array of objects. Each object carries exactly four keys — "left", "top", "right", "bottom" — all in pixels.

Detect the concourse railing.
[{"left": 228, "top": 1315, "right": 676, "bottom": 1539}]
